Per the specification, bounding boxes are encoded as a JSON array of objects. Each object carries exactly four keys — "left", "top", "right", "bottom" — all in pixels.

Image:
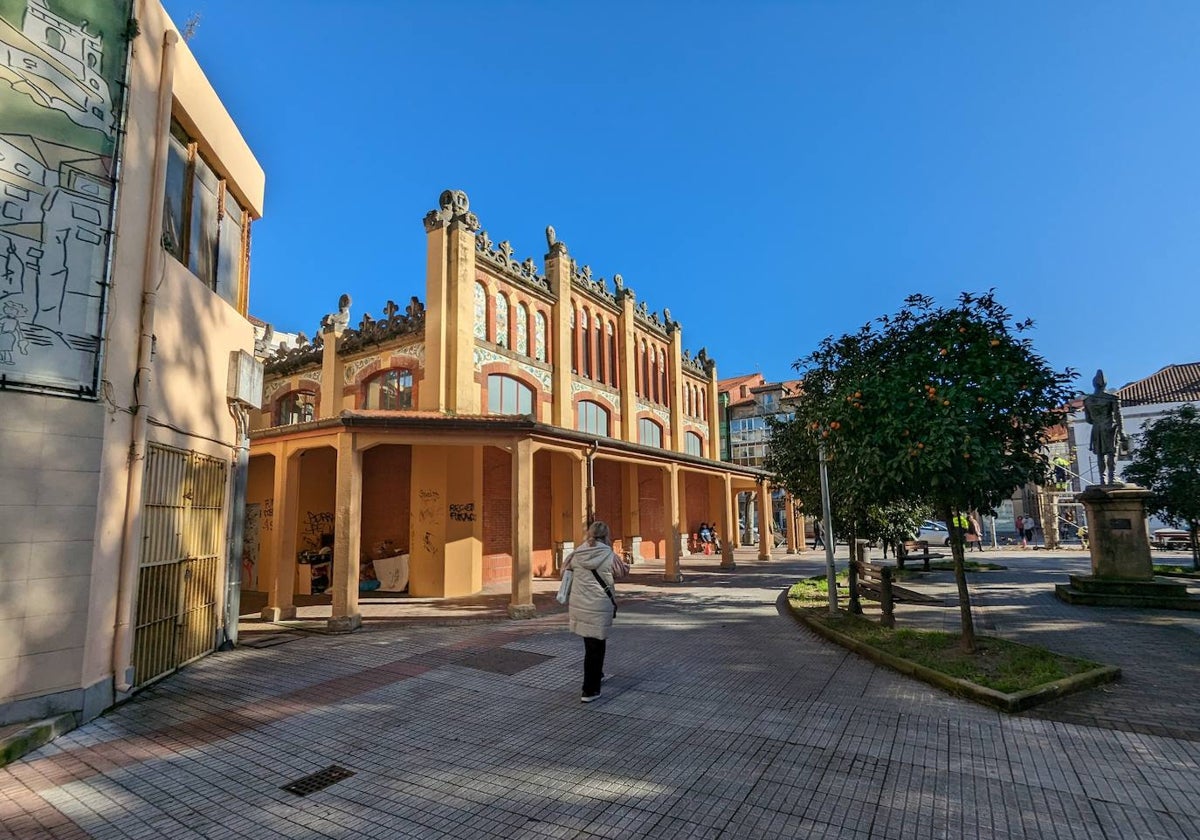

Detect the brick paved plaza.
[{"left": 2, "top": 549, "right": 1198, "bottom": 839}]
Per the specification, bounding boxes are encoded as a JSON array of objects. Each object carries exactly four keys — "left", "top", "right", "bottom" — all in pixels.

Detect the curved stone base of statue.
[{"left": 1054, "top": 484, "right": 1200, "bottom": 610}]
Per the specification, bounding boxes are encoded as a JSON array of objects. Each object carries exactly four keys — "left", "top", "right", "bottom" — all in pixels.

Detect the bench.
[
  {"left": 895, "top": 539, "right": 944, "bottom": 571},
  {"left": 848, "top": 558, "right": 896, "bottom": 628}
]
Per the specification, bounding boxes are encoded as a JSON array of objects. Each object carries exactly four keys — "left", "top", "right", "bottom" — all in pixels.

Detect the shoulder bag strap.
[{"left": 590, "top": 569, "right": 618, "bottom": 616}]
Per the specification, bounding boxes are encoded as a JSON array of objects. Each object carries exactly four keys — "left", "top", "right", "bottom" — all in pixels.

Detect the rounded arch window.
[
  {"left": 473, "top": 282, "right": 487, "bottom": 339},
  {"left": 364, "top": 368, "right": 413, "bottom": 410},
  {"left": 639, "top": 417, "right": 663, "bottom": 448},
  {"left": 535, "top": 310, "right": 548, "bottom": 361},
  {"left": 45, "top": 28, "right": 65, "bottom": 51},
  {"left": 516, "top": 303, "right": 530, "bottom": 355},
  {"left": 577, "top": 400, "right": 610, "bottom": 437},
  {"left": 277, "top": 390, "right": 316, "bottom": 426},
  {"left": 487, "top": 374, "right": 534, "bottom": 416},
  {"left": 685, "top": 431, "right": 703, "bottom": 456},
  {"left": 495, "top": 293, "right": 509, "bottom": 347}
]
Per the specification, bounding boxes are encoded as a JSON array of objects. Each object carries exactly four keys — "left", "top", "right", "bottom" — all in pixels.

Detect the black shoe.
[{"left": 581, "top": 692, "right": 601, "bottom": 703}]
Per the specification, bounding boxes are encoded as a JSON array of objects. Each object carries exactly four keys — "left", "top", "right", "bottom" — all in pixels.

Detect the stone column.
[
  {"left": 328, "top": 431, "right": 362, "bottom": 633},
  {"left": 676, "top": 468, "right": 689, "bottom": 558},
  {"left": 721, "top": 475, "right": 736, "bottom": 568},
  {"left": 421, "top": 189, "right": 479, "bottom": 413},
  {"left": 668, "top": 323, "right": 684, "bottom": 452},
  {"left": 261, "top": 444, "right": 299, "bottom": 621},
  {"left": 546, "top": 242, "right": 574, "bottom": 428},
  {"left": 706, "top": 362, "right": 721, "bottom": 460},
  {"left": 1039, "top": 489, "right": 1059, "bottom": 550},
  {"left": 617, "top": 290, "right": 638, "bottom": 443},
  {"left": 785, "top": 494, "right": 798, "bottom": 554},
  {"left": 318, "top": 323, "right": 345, "bottom": 419},
  {"left": 662, "top": 464, "right": 682, "bottom": 581},
  {"left": 408, "top": 444, "right": 483, "bottom": 597},
  {"left": 509, "top": 437, "right": 536, "bottom": 618}
]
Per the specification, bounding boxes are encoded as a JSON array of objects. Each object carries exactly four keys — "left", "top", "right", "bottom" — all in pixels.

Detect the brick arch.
[
  {"left": 635, "top": 412, "right": 665, "bottom": 447},
  {"left": 479, "top": 362, "right": 545, "bottom": 420},
  {"left": 358, "top": 360, "right": 421, "bottom": 409},
  {"left": 574, "top": 394, "right": 617, "bottom": 437},
  {"left": 269, "top": 378, "right": 320, "bottom": 423}
]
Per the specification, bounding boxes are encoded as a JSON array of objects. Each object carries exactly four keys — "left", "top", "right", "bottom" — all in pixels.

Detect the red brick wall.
[
  {"left": 482, "top": 447, "right": 555, "bottom": 582},
  {"left": 684, "top": 472, "right": 711, "bottom": 541},
  {"left": 594, "top": 460, "right": 623, "bottom": 546},
  {"left": 638, "top": 465, "right": 665, "bottom": 559},
  {"left": 361, "top": 445, "right": 411, "bottom": 558}
]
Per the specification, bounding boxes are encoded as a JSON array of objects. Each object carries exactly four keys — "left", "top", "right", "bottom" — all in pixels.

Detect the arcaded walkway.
[{"left": 2, "top": 549, "right": 1197, "bottom": 839}]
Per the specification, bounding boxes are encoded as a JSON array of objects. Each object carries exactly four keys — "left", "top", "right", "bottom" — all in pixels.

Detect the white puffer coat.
[{"left": 565, "top": 541, "right": 618, "bottom": 640}]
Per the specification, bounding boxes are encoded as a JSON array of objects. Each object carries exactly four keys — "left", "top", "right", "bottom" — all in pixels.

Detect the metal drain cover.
[
  {"left": 456, "top": 648, "right": 552, "bottom": 675},
  {"left": 281, "top": 765, "right": 356, "bottom": 796}
]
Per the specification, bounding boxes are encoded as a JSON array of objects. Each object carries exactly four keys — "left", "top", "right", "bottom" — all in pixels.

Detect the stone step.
[
  {"left": 0, "top": 713, "right": 78, "bottom": 768},
  {"left": 1067, "top": 574, "right": 1188, "bottom": 598},
  {"left": 1055, "top": 582, "right": 1200, "bottom": 611}
]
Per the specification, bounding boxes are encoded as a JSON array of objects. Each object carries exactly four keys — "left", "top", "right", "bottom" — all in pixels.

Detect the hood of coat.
[{"left": 569, "top": 542, "right": 612, "bottom": 571}]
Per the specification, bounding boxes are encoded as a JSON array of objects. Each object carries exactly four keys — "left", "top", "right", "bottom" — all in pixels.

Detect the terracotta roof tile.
[{"left": 1116, "top": 363, "right": 1200, "bottom": 407}]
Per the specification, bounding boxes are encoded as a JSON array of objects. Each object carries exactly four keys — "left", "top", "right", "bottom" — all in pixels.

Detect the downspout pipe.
[
  {"left": 112, "top": 29, "right": 178, "bottom": 695},
  {"left": 586, "top": 439, "right": 598, "bottom": 525},
  {"left": 219, "top": 405, "right": 250, "bottom": 650}
]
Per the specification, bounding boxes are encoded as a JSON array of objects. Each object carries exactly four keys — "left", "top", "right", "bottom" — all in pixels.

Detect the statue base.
[{"left": 1055, "top": 484, "right": 1200, "bottom": 609}]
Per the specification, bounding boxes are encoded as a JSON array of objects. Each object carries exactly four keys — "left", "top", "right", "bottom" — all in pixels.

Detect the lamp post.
[{"left": 818, "top": 442, "right": 837, "bottom": 616}]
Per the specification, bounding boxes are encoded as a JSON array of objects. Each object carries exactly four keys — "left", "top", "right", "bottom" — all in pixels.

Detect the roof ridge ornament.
[{"left": 423, "top": 189, "right": 479, "bottom": 232}]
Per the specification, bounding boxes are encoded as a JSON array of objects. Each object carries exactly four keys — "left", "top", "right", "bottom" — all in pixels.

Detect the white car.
[{"left": 916, "top": 520, "right": 951, "bottom": 546}]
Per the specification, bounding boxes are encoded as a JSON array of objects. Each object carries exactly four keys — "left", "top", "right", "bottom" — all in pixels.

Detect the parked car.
[
  {"left": 917, "top": 520, "right": 951, "bottom": 546},
  {"left": 1152, "top": 528, "right": 1191, "bottom": 550}
]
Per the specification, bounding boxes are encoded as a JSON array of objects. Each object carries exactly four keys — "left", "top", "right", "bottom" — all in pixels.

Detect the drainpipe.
[
  {"left": 112, "top": 29, "right": 178, "bottom": 694},
  {"left": 219, "top": 404, "right": 250, "bottom": 650},
  {"left": 585, "top": 440, "right": 598, "bottom": 525}
]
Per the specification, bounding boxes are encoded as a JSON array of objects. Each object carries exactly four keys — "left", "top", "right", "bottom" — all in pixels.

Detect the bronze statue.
[{"left": 1082, "top": 369, "right": 1127, "bottom": 485}]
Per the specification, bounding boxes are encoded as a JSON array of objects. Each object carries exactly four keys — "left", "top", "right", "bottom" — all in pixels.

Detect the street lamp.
[{"left": 818, "top": 441, "right": 837, "bottom": 616}]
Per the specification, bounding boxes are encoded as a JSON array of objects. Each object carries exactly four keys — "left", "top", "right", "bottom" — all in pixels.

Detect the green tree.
[
  {"left": 1123, "top": 405, "right": 1200, "bottom": 570},
  {"left": 768, "top": 292, "right": 1075, "bottom": 651}
]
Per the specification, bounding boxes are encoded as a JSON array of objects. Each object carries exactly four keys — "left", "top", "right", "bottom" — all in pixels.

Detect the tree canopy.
[
  {"left": 1124, "top": 404, "right": 1200, "bottom": 569},
  {"left": 766, "top": 291, "right": 1075, "bottom": 649}
]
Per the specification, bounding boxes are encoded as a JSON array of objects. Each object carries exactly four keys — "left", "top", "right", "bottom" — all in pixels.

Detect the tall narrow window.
[
  {"left": 639, "top": 418, "right": 663, "bottom": 448},
  {"left": 594, "top": 314, "right": 604, "bottom": 384},
  {"left": 685, "top": 385, "right": 692, "bottom": 417},
  {"left": 651, "top": 347, "right": 660, "bottom": 403},
  {"left": 535, "top": 311, "right": 547, "bottom": 361},
  {"left": 487, "top": 374, "right": 534, "bottom": 416},
  {"left": 570, "top": 309, "right": 577, "bottom": 372},
  {"left": 582, "top": 308, "right": 592, "bottom": 379},
  {"left": 685, "top": 431, "right": 703, "bottom": 456},
  {"left": 659, "top": 349, "right": 669, "bottom": 407},
  {"left": 495, "top": 293, "right": 509, "bottom": 347},
  {"left": 473, "top": 282, "right": 487, "bottom": 339},
  {"left": 699, "top": 389, "right": 706, "bottom": 419},
  {"left": 364, "top": 369, "right": 413, "bottom": 409},
  {"left": 607, "top": 322, "right": 617, "bottom": 388},
  {"left": 640, "top": 340, "right": 649, "bottom": 399},
  {"left": 516, "top": 303, "right": 529, "bottom": 356}
]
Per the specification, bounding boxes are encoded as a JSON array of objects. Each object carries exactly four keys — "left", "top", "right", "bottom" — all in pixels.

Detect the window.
[
  {"left": 581, "top": 308, "right": 592, "bottom": 378},
  {"left": 162, "top": 119, "right": 250, "bottom": 309},
  {"left": 473, "top": 282, "right": 487, "bottom": 339},
  {"left": 607, "top": 322, "right": 617, "bottom": 387},
  {"left": 516, "top": 303, "right": 529, "bottom": 355},
  {"left": 488, "top": 374, "right": 534, "bottom": 416},
  {"left": 639, "top": 418, "right": 663, "bottom": 448},
  {"left": 685, "top": 386, "right": 692, "bottom": 417},
  {"left": 570, "top": 309, "right": 577, "bottom": 372},
  {"left": 495, "top": 293, "right": 509, "bottom": 347},
  {"left": 577, "top": 400, "right": 610, "bottom": 436},
  {"left": 45, "top": 28, "right": 65, "bottom": 51},
  {"left": 535, "top": 311, "right": 547, "bottom": 361},
  {"left": 277, "top": 391, "right": 315, "bottom": 426},
  {"left": 685, "top": 431, "right": 703, "bottom": 456},
  {"left": 594, "top": 314, "right": 604, "bottom": 383},
  {"left": 659, "top": 349, "right": 668, "bottom": 406},
  {"left": 364, "top": 369, "right": 413, "bottom": 409}
]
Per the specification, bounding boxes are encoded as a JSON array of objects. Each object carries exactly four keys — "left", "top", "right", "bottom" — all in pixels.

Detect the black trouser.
[{"left": 582, "top": 636, "right": 606, "bottom": 696}]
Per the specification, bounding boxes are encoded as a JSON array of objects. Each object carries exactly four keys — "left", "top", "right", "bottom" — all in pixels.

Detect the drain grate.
[
  {"left": 280, "top": 765, "right": 356, "bottom": 796},
  {"left": 456, "top": 648, "right": 552, "bottom": 676}
]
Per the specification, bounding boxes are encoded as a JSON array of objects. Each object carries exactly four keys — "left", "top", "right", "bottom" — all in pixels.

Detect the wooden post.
[{"left": 880, "top": 566, "right": 895, "bottom": 628}]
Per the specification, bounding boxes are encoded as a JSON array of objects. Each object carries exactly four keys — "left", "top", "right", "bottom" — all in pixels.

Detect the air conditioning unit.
[{"left": 227, "top": 349, "right": 264, "bottom": 408}]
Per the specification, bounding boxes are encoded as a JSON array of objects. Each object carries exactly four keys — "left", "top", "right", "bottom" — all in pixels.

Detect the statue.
[
  {"left": 321, "top": 294, "right": 351, "bottom": 333},
  {"left": 1082, "top": 369, "right": 1128, "bottom": 485},
  {"left": 545, "top": 225, "right": 556, "bottom": 250}
]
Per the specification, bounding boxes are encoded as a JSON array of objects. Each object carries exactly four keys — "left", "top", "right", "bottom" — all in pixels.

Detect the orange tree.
[{"left": 768, "top": 292, "right": 1075, "bottom": 650}]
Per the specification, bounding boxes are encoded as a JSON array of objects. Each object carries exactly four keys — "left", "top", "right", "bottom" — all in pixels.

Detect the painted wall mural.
[{"left": 0, "top": 0, "right": 132, "bottom": 395}]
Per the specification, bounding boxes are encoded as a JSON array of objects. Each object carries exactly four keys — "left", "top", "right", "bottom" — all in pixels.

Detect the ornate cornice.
[
  {"left": 263, "top": 334, "right": 322, "bottom": 377},
  {"left": 571, "top": 380, "right": 621, "bottom": 410},
  {"left": 473, "top": 345, "right": 553, "bottom": 392},
  {"left": 636, "top": 398, "right": 672, "bottom": 426},
  {"left": 570, "top": 264, "right": 619, "bottom": 310},
  {"left": 475, "top": 229, "right": 551, "bottom": 293},
  {"left": 337, "top": 298, "right": 426, "bottom": 355},
  {"left": 682, "top": 346, "right": 716, "bottom": 376}
]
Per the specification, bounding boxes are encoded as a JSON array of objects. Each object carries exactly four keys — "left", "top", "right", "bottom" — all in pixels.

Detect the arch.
[
  {"left": 276, "top": 389, "right": 316, "bottom": 426},
  {"left": 45, "top": 28, "right": 65, "bottom": 51},
  {"left": 576, "top": 399, "right": 611, "bottom": 437},
  {"left": 516, "top": 302, "right": 529, "bottom": 356},
  {"left": 473, "top": 281, "right": 487, "bottom": 339},
  {"left": 638, "top": 417, "right": 663, "bottom": 448},
  {"left": 535, "top": 310, "right": 547, "bottom": 361},
  {"left": 363, "top": 368, "right": 414, "bottom": 409},
  {"left": 699, "top": 387, "right": 707, "bottom": 419},
  {"left": 495, "top": 292, "right": 509, "bottom": 348},
  {"left": 487, "top": 373, "right": 535, "bottom": 416},
  {"left": 685, "top": 431, "right": 703, "bottom": 456}
]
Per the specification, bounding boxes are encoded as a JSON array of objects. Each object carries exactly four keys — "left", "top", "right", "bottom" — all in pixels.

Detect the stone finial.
[
  {"left": 424, "top": 188, "right": 480, "bottom": 232},
  {"left": 321, "top": 293, "right": 352, "bottom": 334},
  {"left": 406, "top": 296, "right": 425, "bottom": 319},
  {"left": 296, "top": 331, "right": 309, "bottom": 347},
  {"left": 383, "top": 299, "right": 399, "bottom": 326},
  {"left": 546, "top": 224, "right": 568, "bottom": 257}
]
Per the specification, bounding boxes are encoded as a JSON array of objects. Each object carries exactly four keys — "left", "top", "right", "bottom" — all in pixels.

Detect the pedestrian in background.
[
  {"left": 564, "top": 520, "right": 626, "bottom": 703},
  {"left": 1016, "top": 515, "right": 1026, "bottom": 548},
  {"left": 812, "top": 518, "right": 825, "bottom": 551}
]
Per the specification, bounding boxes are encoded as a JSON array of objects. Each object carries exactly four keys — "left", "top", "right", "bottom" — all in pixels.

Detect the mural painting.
[{"left": 0, "top": 0, "right": 132, "bottom": 394}]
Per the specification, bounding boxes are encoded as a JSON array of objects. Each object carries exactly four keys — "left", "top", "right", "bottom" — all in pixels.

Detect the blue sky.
[{"left": 167, "top": 1, "right": 1199, "bottom": 392}]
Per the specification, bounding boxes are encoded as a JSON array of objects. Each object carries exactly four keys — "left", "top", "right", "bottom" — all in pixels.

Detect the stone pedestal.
[
  {"left": 624, "top": 536, "right": 641, "bottom": 564},
  {"left": 1055, "top": 484, "right": 1200, "bottom": 610}
]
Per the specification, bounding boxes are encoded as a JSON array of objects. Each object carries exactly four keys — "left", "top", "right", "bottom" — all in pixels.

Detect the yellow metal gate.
[{"left": 132, "top": 444, "right": 227, "bottom": 689}]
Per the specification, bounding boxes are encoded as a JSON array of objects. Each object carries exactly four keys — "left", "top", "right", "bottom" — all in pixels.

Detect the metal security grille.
[{"left": 132, "top": 444, "right": 227, "bottom": 689}]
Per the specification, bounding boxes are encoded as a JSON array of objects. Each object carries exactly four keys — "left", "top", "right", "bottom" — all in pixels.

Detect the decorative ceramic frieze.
[
  {"left": 571, "top": 380, "right": 621, "bottom": 409},
  {"left": 637, "top": 398, "right": 671, "bottom": 425},
  {"left": 474, "top": 345, "right": 553, "bottom": 391}
]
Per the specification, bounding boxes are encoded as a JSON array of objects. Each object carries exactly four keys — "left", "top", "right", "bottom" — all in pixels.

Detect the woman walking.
[{"left": 564, "top": 521, "right": 626, "bottom": 703}]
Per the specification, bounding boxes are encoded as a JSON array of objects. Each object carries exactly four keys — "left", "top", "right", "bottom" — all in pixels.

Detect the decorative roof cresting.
[{"left": 424, "top": 189, "right": 480, "bottom": 233}]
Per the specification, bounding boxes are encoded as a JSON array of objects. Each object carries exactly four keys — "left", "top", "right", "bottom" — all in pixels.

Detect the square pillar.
[
  {"left": 622, "top": 462, "right": 642, "bottom": 557},
  {"left": 509, "top": 438, "right": 536, "bottom": 618},
  {"left": 262, "top": 446, "right": 299, "bottom": 621},
  {"left": 329, "top": 432, "right": 363, "bottom": 633},
  {"left": 408, "top": 445, "right": 482, "bottom": 597},
  {"left": 785, "top": 494, "right": 798, "bottom": 554},
  {"left": 663, "top": 464, "right": 682, "bottom": 581}
]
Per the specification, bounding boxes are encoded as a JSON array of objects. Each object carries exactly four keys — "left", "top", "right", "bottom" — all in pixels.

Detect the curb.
[
  {"left": 0, "top": 713, "right": 78, "bottom": 768},
  {"left": 779, "top": 591, "right": 1121, "bottom": 712}
]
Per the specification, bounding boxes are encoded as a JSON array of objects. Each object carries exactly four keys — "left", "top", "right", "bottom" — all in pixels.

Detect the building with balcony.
[
  {"left": 1, "top": 0, "right": 265, "bottom": 726},
  {"left": 246, "top": 190, "right": 773, "bottom": 630}
]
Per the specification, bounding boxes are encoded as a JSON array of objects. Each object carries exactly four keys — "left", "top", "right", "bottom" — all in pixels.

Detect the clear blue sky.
[{"left": 167, "top": 0, "right": 1199, "bottom": 392}]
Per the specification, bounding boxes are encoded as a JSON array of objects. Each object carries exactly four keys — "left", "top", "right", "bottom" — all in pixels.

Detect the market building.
[
  {"left": 1, "top": 0, "right": 265, "bottom": 726},
  {"left": 247, "top": 190, "right": 772, "bottom": 630}
]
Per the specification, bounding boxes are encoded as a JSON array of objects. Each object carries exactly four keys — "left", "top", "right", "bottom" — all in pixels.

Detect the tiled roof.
[{"left": 1116, "top": 363, "right": 1200, "bottom": 407}]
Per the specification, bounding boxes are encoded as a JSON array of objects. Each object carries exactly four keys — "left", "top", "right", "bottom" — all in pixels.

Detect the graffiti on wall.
[
  {"left": 416, "top": 488, "right": 442, "bottom": 559},
  {"left": 242, "top": 502, "right": 261, "bottom": 589},
  {"left": 0, "top": 0, "right": 132, "bottom": 395},
  {"left": 302, "top": 510, "right": 334, "bottom": 549}
]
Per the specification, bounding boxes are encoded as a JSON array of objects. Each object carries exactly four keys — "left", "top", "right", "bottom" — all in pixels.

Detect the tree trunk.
[
  {"left": 1191, "top": 520, "right": 1199, "bottom": 573},
  {"left": 944, "top": 505, "right": 977, "bottom": 653}
]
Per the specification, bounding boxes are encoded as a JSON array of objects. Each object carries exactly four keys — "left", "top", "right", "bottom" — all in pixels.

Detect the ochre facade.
[{"left": 248, "top": 190, "right": 771, "bottom": 628}]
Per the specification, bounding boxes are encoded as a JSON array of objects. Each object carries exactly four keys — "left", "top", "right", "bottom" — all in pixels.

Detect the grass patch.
[
  {"left": 1154, "top": 564, "right": 1199, "bottom": 577},
  {"left": 787, "top": 580, "right": 1103, "bottom": 695}
]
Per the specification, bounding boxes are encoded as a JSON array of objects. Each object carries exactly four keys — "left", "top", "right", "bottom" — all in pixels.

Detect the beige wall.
[{"left": 0, "top": 0, "right": 263, "bottom": 724}]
